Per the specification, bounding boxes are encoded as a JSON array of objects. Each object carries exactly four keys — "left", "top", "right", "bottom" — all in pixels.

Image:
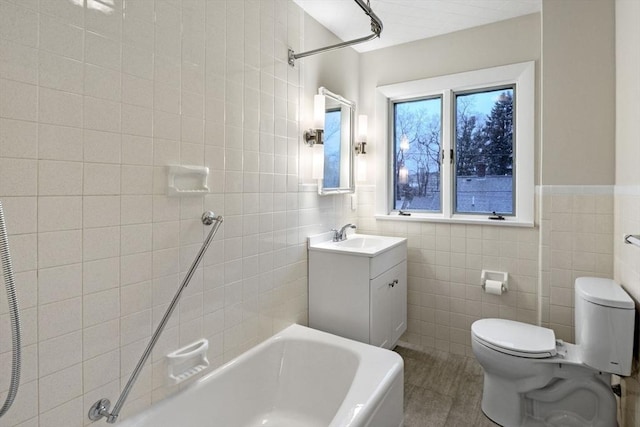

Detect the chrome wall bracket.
[
  {"left": 88, "top": 399, "right": 115, "bottom": 423},
  {"left": 624, "top": 234, "right": 640, "bottom": 247},
  {"left": 304, "top": 128, "right": 323, "bottom": 146}
]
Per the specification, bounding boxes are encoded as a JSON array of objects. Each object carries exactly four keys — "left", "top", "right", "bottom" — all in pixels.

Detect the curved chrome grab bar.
[
  {"left": 288, "top": 0, "right": 383, "bottom": 66},
  {"left": 89, "top": 211, "right": 223, "bottom": 423}
]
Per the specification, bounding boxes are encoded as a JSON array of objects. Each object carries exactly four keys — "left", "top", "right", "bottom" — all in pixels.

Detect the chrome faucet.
[{"left": 332, "top": 224, "right": 356, "bottom": 242}]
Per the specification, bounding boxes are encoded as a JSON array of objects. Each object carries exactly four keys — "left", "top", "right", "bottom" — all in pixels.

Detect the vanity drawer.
[{"left": 370, "top": 242, "right": 407, "bottom": 279}]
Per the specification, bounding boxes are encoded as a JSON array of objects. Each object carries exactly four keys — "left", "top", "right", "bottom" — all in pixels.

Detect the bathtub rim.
[{"left": 117, "top": 323, "right": 404, "bottom": 427}]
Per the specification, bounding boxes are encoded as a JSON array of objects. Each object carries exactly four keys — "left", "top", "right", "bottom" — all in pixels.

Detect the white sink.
[
  {"left": 335, "top": 237, "right": 386, "bottom": 249},
  {"left": 308, "top": 233, "right": 406, "bottom": 257}
]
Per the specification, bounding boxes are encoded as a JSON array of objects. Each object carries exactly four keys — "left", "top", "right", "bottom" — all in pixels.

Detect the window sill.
[{"left": 374, "top": 213, "right": 534, "bottom": 228}]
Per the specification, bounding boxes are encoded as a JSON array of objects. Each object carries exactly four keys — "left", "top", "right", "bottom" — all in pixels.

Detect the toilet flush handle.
[{"left": 555, "top": 339, "right": 566, "bottom": 359}]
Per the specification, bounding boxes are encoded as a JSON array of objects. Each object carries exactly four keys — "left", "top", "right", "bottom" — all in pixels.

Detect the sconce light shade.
[
  {"left": 355, "top": 114, "right": 369, "bottom": 156},
  {"left": 358, "top": 114, "right": 368, "bottom": 142},
  {"left": 313, "top": 95, "right": 326, "bottom": 130},
  {"left": 357, "top": 154, "right": 367, "bottom": 182},
  {"left": 400, "top": 134, "right": 410, "bottom": 152},
  {"left": 399, "top": 165, "right": 409, "bottom": 184},
  {"left": 311, "top": 143, "right": 325, "bottom": 180}
]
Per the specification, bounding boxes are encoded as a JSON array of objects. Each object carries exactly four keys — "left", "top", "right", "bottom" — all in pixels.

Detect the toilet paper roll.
[{"left": 484, "top": 279, "right": 503, "bottom": 295}]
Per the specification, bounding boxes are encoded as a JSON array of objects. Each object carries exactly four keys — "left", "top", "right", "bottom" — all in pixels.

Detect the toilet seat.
[{"left": 472, "top": 319, "right": 557, "bottom": 358}]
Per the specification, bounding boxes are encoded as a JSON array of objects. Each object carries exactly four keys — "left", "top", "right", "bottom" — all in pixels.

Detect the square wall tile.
[
  {"left": 84, "top": 163, "right": 121, "bottom": 195},
  {"left": 38, "top": 330, "right": 82, "bottom": 377},
  {"left": 38, "top": 297, "right": 82, "bottom": 341},
  {"left": 38, "top": 124, "right": 83, "bottom": 161},
  {"left": 38, "top": 160, "right": 83, "bottom": 196},
  {"left": 0, "top": 79, "right": 38, "bottom": 122},
  {"left": 38, "top": 263, "right": 82, "bottom": 305},
  {"left": 38, "top": 364, "right": 83, "bottom": 413},
  {"left": 38, "top": 230, "right": 82, "bottom": 269},
  {"left": 0, "top": 118, "right": 37, "bottom": 159},
  {"left": 38, "top": 196, "right": 82, "bottom": 232}
]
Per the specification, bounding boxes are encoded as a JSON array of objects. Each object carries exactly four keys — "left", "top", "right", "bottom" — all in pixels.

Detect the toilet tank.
[{"left": 575, "top": 277, "right": 635, "bottom": 376}]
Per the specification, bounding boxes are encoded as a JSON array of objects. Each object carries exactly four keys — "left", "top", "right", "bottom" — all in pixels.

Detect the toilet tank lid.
[{"left": 575, "top": 277, "right": 634, "bottom": 309}]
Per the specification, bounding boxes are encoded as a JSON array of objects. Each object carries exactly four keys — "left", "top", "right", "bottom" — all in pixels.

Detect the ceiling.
[{"left": 293, "top": 0, "right": 541, "bottom": 53}]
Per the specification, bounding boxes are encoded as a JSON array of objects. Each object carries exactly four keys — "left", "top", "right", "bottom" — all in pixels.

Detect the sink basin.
[
  {"left": 308, "top": 233, "right": 406, "bottom": 257},
  {"left": 335, "top": 237, "right": 386, "bottom": 249}
]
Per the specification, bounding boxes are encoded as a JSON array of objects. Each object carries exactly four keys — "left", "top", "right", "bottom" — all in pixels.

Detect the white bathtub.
[{"left": 119, "top": 324, "right": 404, "bottom": 427}]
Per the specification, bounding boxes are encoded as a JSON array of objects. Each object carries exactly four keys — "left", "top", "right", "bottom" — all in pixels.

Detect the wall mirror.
[{"left": 319, "top": 87, "right": 355, "bottom": 195}]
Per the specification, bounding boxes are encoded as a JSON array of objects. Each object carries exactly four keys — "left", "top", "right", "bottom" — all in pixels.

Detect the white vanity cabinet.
[{"left": 308, "top": 234, "right": 407, "bottom": 349}]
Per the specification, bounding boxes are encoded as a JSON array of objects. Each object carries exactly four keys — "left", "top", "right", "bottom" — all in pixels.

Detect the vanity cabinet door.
[
  {"left": 370, "top": 270, "right": 392, "bottom": 349},
  {"left": 390, "top": 260, "right": 407, "bottom": 346},
  {"left": 370, "top": 261, "right": 406, "bottom": 349}
]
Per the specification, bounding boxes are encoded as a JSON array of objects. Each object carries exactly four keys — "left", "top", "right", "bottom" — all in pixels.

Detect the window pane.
[
  {"left": 454, "top": 87, "right": 514, "bottom": 215},
  {"left": 393, "top": 97, "right": 442, "bottom": 212}
]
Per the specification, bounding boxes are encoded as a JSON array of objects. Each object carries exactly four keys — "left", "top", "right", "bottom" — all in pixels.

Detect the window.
[
  {"left": 375, "top": 62, "right": 534, "bottom": 226},
  {"left": 454, "top": 86, "right": 514, "bottom": 215},
  {"left": 393, "top": 96, "right": 442, "bottom": 212}
]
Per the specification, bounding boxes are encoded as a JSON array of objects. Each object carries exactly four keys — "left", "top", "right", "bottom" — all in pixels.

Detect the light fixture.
[
  {"left": 355, "top": 114, "right": 368, "bottom": 155},
  {"left": 311, "top": 143, "right": 324, "bottom": 180},
  {"left": 357, "top": 155, "right": 367, "bottom": 182},
  {"left": 400, "top": 134, "right": 410, "bottom": 152},
  {"left": 355, "top": 114, "right": 368, "bottom": 181},
  {"left": 304, "top": 94, "right": 326, "bottom": 180},
  {"left": 398, "top": 164, "right": 409, "bottom": 184}
]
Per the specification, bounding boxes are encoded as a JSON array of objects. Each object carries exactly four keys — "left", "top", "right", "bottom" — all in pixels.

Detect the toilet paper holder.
[{"left": 481, "top": 270, "right": 509, "bottom": 293}]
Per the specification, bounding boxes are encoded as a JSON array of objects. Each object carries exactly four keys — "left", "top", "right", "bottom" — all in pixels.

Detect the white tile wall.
[
  {"left": 0, "top": 0, "right": 358, "bottom": 425},
  {"left": 539, "top": 186, "right": 614, "bottom": 342},
  {"left": 356, "top": 185, "right": 540, "bottom": 357}
]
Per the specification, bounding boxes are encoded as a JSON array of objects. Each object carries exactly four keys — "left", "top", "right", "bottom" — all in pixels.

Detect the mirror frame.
[{"left": 318, "top": 87, "right": 356, "bottom": 195}]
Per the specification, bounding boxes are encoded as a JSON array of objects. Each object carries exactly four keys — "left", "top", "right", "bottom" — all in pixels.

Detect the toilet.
[{"left": 471, "top": 277, "right": 635, "bottom": 427}]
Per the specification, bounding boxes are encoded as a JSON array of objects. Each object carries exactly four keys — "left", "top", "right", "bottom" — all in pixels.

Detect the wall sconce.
[
  {"left": 398, "top": 163, "right": 409, "bottom": 184},
  {"left": 396, "top": 133, "right": 410, "bottom": 185},
  {"left": 355, "top": 114, "right": 368, "bottom": 182},
  {"left": 304, "top": 94, "right": 326, "bottom": 180},
  {"left": 355, "top": 114, "right": 368, "bottom": 155},
  {"left": 400, "top": 134, "right": 410, "bottom": 152}
]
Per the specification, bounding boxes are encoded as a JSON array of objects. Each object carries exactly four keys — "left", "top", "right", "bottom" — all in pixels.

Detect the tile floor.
[{"left": 395, "top": 346, "right": 500, "bottom": 427}]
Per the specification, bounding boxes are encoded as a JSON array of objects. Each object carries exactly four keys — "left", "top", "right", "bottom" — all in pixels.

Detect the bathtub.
[{"left": 118, "top": 324, "right": 404, "bottom": 427}]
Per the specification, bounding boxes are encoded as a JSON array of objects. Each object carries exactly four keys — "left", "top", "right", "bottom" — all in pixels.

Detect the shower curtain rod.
[{"left": 288, "top": 0, "right": 383, "bottom": 66}]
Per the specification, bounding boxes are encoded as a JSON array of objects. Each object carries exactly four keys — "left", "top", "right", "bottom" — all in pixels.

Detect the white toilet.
[{"left": 471, "top": 277, "right": 635, "bottom": 427}]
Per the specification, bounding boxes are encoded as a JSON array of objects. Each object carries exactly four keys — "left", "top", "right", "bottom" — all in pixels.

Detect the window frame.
[{"left": 374, "top": 61, "right": 535, "bottom": 227}]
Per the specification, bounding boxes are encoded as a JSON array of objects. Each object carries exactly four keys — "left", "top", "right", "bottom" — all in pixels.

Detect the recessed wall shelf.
[
  {"left": 166, "top": 338, "right": 209, "bottom": 385},
  {"left": 167, "top": 165, "right": 209, "bottom": 196}
]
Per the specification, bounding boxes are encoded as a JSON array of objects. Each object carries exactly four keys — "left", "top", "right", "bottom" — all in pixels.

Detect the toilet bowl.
[{"left": 471, "top": 277, "right": 635, "bottom": 427}]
